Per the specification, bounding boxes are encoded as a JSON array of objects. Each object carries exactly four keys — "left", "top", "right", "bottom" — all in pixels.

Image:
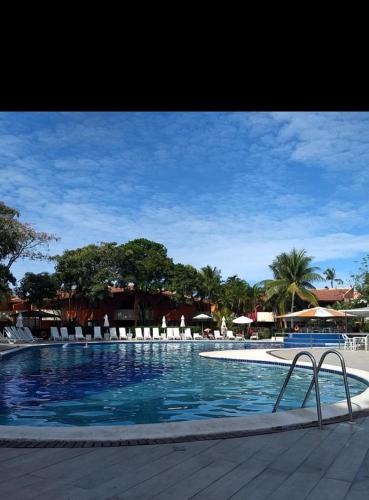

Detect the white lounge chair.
[
  {"left": 184, "top": 328, "right": 192, "bottom": 340},
  {"left": 50, "top": 326, "right": 61, "bottom": 341},
  {"left": 342, "top": 333, "right": 354, "bottom": 350},
  {"left": 214, "top": 330, "right": 222, "bottom": 340},
  {"left": 250, "top": 332, "right": 259, "bottom": 340},
  {"left": 60, "top": 327, "right": 69, "bottom": 341},
  {"left": 152, "top": 327, "right": 160, "bottom": 340},
  {"left": 22, "top": 327, "right": 38, "bottom": 342},
  {"left": 226, "top": 330, "right": 235, "bottom": 340},
  {"left": 172, "top": 327, "right": 181, "bottom": 340},
  {"left": 93, "top": 326, "right": 103, "bottom": 340},
  {"left": 109, "top": 327, "right": 118, "bottom": 340},
  {"left": 166, "top": 327, "right": 174, "bottom": 340},
  {"left": 144, "top": 327, "right": 152, "bottom": 340},
  {"left": 10, "top": 326, "right": 22, "bottom": 340},
  {"left": 119, "top": 327, "right": 127, "bottom": 340},
  {"left": 75, "top": 326, "right": 85, "bottom": 341},
  {"left": 15, "top": 327, "right": 33, "bottom": 342},
  {"left": 193, "top": 332, "right": 203, "bottom": 340},
  {"left": 4, "top": 326, "right": 18, "bottom": 343},
  {"left": 135, "top": 327, "right": 143, "bottom": 340}
]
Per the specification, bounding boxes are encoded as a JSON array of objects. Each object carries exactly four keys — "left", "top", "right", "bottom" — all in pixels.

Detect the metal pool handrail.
[
  {"left": 301, "top": 349, "right": 353, "bottom": 422},
  {"left": 272, "top": 351, "right": 323, "bottom": 430}
]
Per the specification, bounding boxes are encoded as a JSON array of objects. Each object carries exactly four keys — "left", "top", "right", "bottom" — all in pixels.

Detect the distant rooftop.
[{"left": 311, "top": 287, "right": 360, "bottom": 302}]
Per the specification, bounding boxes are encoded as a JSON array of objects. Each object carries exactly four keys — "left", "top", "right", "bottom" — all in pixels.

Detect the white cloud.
[{"left": 2, "top": 111, "right": 369, "bottom": 287}]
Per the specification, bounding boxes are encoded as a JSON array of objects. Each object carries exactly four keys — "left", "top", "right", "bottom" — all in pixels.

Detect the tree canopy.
[
  {"left": 0, "top": 201, "right": 57, "bottom": 302},
  {"left": 350, "top": 255, "right": 369, "bottom": 305},
  {"left": 264, "top": 248, "right": 323, "bottom": 315},
  {"left": 197, "top": 266, "right": 222, "bottom": 303},
  {"left": 218, "top": 275, "right": 250, "bottom": 316},
  {"left": 15, "top": 272, "right": 59, "bottom": 309},
  {"left": 167, "top": 263, "right": 200, "bottom": 303},
  {"left": 323, "top": 267, "right": 344, "bottom": 288},
  {"left": 53, "top": 242, "right": 117, "bottom": 307}
]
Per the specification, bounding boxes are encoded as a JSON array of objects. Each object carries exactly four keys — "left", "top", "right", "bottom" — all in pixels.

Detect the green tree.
[
  {"left": 219, "top": 275, "right": 250, "bottom": 316},
  {"left": 114, "top": 239, "right": 173, "bottom": 325},
  {"left": 323, "top": 267, "right": 344, "bottom": 288},
  {"left": 53, "top": 243, "right": 117, "bottom": 321},
  {"left": 167, "top": 263, "right": 200, "bottom": 304},
  {"left": 197, "top": 266, "right": 222, "bottom": 303},
  {"left": 212, "top": 307, "right": 235, "bottom": 331},
  {"left": 0, "top": 201, "right": 57, "bottom": 302},
  {"left": 15, "top": 272, "right": 59, "bottom": 309},
  {"left": 264, "top": 248, "right": 323, "bottom": 316},
  {"left": 247, "top": 283, "right": 264, "bottom": 315},
  {"left": 350, "top": 255, "right": 369, "bottom": 305}
]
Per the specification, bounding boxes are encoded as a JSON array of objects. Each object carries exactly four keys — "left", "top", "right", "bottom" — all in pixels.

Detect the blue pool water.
[{"left": 0, "top": 342, "right": 366, "bottom": 426}]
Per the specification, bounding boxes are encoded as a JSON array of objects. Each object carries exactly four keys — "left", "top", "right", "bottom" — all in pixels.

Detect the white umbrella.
[
  {"left": 233, "top": 315, "right": 253, "bottom": 324},
  {"left": 180, "top": 315, "right": 185, "bottom": 328},
  {"left": 221, "top": 316, "right": 227, "bottom": 335},
  {"left": 193, "top": 313, "right": 212, "bottom": 334},
  {"left": 161, "top": 316, "right": 167, "bottom": 329},
  {"left": 16, "top": 312, "right": 23, "bottom": 328},
  {"left": 233, "top": 315, "right": 253, "bottom": 336},
  {"left": 103, "top": 314, "right": 110, "bottom": 327}
]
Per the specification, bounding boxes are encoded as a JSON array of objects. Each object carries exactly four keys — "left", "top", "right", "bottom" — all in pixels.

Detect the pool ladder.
[{"left": 272, "top": 350, "right": 353, "bottom": 430}]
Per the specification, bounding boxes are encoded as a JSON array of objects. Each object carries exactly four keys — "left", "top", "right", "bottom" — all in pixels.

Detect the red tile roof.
[{"left": 311, "top": 288, "right": 359, "bottom": 302}]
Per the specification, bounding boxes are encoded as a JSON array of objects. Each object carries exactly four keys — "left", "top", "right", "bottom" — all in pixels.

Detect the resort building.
[
  {"left": 310, "top": 287, "right": 360, "bottom": 307},
  {"left": 1, "top": 287, "right": 212, "bottom": 331}
]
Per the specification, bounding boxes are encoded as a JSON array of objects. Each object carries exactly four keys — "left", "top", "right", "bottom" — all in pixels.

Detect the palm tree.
[
  {"left": 198, "top": 266, "right": 222, "bottom": 303},
  {"left": 247, "top": 283, "right": 264, "bottom": 316},
  {"left": 323, "top": 268, "right": 344, "bottom": 288},
  {"left": 212, "top": 307, "right": 235, "bottom": 331},
  {"left": 264, "top": 248, "right": 323, "bottom": 315},
  {"left": 218, "top": 275, "right": 250, "bottom": 316}
]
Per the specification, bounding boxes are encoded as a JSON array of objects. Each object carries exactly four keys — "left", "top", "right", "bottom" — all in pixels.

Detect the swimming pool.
[{"left": 0, "top": 342, "right": 367, "bottom": 426}]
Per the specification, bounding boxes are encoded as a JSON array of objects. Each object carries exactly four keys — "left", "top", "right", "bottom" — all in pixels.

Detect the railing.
[
  {"left": 301, "top": 350, "right": 353, "bottom": 421},
  {"left": 272, "top": 349, "right": 353, "bottom": 429}
]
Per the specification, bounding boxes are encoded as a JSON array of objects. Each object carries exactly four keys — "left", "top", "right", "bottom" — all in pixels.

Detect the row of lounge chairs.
[
  {"left": 1, "top": 326, "right": 39, "bottom": 343},
  {"left": 50, "top": 326, "right": 242, "bottom": 341}
]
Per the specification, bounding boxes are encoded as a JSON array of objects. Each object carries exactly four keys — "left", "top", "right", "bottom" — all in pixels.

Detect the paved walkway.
[
  {"left": 2, "top": 347, "right": 369, "bottom": 499},
  {"left": 1, "top": 418, "right": 369, "bottom": 499},
  {"left": 270, "top": 347, "right": 369, "bottom": 371}
]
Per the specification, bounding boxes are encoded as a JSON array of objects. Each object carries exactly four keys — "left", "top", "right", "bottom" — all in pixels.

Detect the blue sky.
[{"left": 1, "top": 111, "right": 369, "bottom": 286}]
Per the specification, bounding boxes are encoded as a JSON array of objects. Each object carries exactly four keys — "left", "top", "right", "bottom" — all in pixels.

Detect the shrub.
[{"left": 258, "top": 328, "right": 272, "bottom": 339}]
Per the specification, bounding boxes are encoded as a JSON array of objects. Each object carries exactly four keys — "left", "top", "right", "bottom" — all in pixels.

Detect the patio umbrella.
[
  {"left": 233, "top": 315, "right": 254, "bottom": 324},
  {"left": 233, "top": 315, "right": 253, "bottom": 336},
  {"left": 193, "top": 313, "right": 212, "bottom": 334},
  {"left": 277, "top": 307, "right": 355, "bottom": 318},
  {"left": 16, "top": 312, "right": 23, "bottom": 327},
  {"left": 161, "top": 316, "right": 167, "bottom": 329},
  {"left": 180, "top": 315, "right": 185, "bottom": 329},
  {"left": 221, "top": 316, "right": 227, "bottom": 335},
  {"left": 277, "top": 306, "right": 355, "bottom": 332}
]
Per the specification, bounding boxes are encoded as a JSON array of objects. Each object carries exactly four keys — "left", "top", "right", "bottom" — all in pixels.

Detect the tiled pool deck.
[{"left": 1, "top": 346, "right": 369, "bottom": 498}]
